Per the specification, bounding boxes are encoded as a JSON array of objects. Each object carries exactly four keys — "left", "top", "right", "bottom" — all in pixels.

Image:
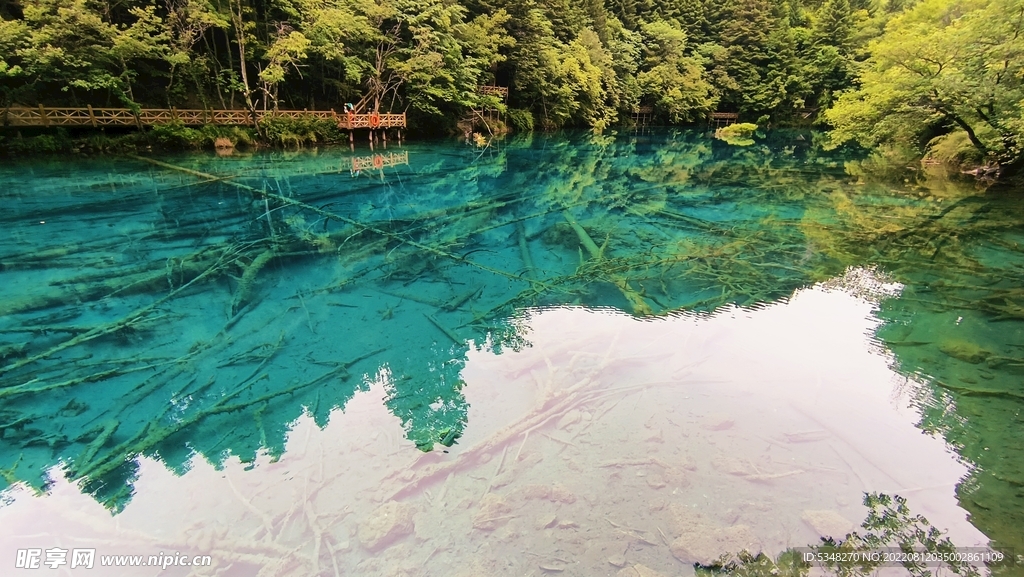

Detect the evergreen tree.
[
  {"left": 813, "top": 0, "right": 853, "bottom": 49},
  {"left": 668, "top": 0, "right": 716, "bottom": 44},
  {"left": 585, "top": 0, "right": 610, "bottom": 42},
  {"left": 637, "top": 19, "right": 718, "bottom": 120},
  {"left": 718, "top": 0, "right": 782, "bottom": 114}
]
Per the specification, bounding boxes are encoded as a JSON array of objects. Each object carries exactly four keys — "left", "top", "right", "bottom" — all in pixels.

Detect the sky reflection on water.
[{"left": 0, "top": 270, "right": 987, "bottom": 576}]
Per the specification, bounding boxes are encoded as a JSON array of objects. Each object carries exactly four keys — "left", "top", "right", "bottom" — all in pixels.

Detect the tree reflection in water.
[{"left": 0, "top": 131, "right": 1021, "bottom": 556}]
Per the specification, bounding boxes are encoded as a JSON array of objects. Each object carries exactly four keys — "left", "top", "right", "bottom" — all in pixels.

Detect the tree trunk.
[
  {"left": 222, "top": 29, "right": 236, "bottom": 109},
  {"left": 229, "top": 0, "right": 259, "bottom": 131},
  {"left": 167, "top": 65, "right": 177, "bottom": 108},
  {"left": 943, "top": 111, "right": 989, "bottom": 157},
  {"left": 202, "top": 33, "right": 227, "bottom": 109},
  {"left": 974, "top": 107, "right": 1021, "bottom": 170},
  {"left": 231, "top": 1, "right": 252, "bottom": 106}
]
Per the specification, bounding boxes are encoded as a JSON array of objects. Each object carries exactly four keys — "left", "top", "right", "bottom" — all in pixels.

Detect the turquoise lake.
[{"left": 0, "top": 129, "right": 1022, "bottom": 576}]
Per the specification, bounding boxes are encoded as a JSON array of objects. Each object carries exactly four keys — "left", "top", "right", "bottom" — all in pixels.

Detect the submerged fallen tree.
[{"left": 1, "top": 136, "right": 1022, "bottom": 516}]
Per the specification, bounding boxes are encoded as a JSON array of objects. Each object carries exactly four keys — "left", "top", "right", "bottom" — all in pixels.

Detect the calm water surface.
[{"left": 0, "top": 130, "right": 1022, "bottom": 575}]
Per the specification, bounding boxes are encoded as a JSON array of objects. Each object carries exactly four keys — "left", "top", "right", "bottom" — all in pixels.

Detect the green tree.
[
  {"left": 825, "top": 0, "right": 1024, "bottom": 172},
  {"left": 164, "top": 0, "right": 227, "bottom": 107},
  {"left": 0, "top": 0, "right": 910, "bottom": 133},
  {"left": 258, "top": 29, "right": 311, "bottom": 109},
  {"left": 636, "top": 20, "right": 718, "bottom": 121},
  {"left": 718, "top": 0, "right": 806, "bottom": 116},
  {"left": 6, "top": 0, "right": 167, "bottom": 107},
  {"left": 668, "top": 0, "right": 717, "bottom": 45},
  {"left": 0, "top": 14, "right": 28, "bottom": 104},
  {"left": 813, "top": 0, "right": 853, "bottom": 49}
]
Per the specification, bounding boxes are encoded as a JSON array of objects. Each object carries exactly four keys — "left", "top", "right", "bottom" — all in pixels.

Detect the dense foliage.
[
  {"left": 826, "top": 0, "right": 1024, "bottom": 173},
  {"left": 0, "top": 0, "right": 886, "bottom": 129},
  {"left": 2, "top": 0, "right": 1022, "bottom": 167}
]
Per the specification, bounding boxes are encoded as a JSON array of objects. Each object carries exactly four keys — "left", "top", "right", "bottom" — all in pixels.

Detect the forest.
[{"left": 1, "top": 0, "right": 1023, "bottom": 171}]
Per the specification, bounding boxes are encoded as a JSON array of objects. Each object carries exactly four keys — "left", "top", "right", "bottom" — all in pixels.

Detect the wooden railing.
[
  {"left": 350, "top": 150, "right": 409, "bottom": 173},
  {"left": 336, "top": 112, "right": 407, "bottom": 130},
  {"left": 2, "top": 106, "right": 406, "bottom": 129},
  {"left": 710, "top": 112, "right": 740, "bottom": 127},
  {"left": 478, "top": 85, "right": 509, "bottom": 99}
]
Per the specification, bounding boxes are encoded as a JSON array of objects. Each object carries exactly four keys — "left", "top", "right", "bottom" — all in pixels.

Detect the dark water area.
[{"left": 0, "top": 129, "right": 1022, "bottom": 575}]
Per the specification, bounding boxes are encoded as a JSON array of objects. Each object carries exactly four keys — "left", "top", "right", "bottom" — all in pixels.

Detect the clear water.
[{"left": 0, "top": 130, "right": 1022, "bottom": 575}]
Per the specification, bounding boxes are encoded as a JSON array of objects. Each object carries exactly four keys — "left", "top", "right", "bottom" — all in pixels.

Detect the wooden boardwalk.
[
  {"left": 2, "top": 105, "right": 406, "bottom": 130},
  {"left": 710, "top": 112, "right": 739, "bottom": 128},
  {"left": 336, "top": 112, "right": 407, "bottom": 130}
]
